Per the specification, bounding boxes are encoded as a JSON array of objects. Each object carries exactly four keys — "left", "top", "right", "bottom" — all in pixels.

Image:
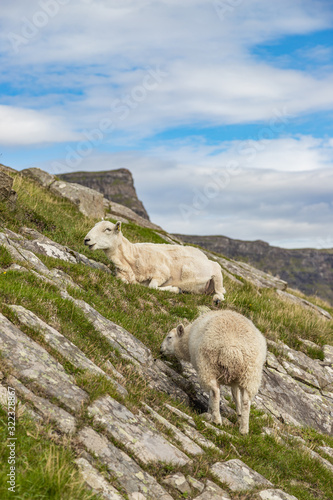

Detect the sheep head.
[
  {"left": 84, "top": 220, "right": 122, "bottom": 252},
  {"left": 160, "top": 324, "right": 185, "bottom": 357}
]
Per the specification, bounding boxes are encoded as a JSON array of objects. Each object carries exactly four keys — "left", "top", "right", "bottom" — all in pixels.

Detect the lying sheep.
[
  {"left": 84, "top": 220, "right": 226, "bottom": 304},
  {"left": 160, "top": 310, "right": 267, "bottom": 434}
]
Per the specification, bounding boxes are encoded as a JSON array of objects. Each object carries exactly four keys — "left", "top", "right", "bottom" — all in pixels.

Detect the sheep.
[
  {"left": 160, "top": 310, "right": 267, "bottom": 434},
  {"left": 84, "top": 220, "right": 226, "bottom": 304}
]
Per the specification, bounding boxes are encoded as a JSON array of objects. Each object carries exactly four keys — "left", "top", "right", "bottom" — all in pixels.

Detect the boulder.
[
  {"left": 50, "top": 180, "right": 104, "bottom": 219},
  {"left": 77, "top": 427, "right": 173, "bottom": 500},
  {"left": 75, "top": 457, "right": 124, "bottom": 499},
  {"left": 0, "top": 314, "right": 89, "bottom": 413},
  {"left": 211, "top": 459, "right": 273, "bottom": 492},
  {"left": 87, "top": 395, "right": 190, "bottom": 466},
  {"left": 105, "top": 199, "right": 162, "bottom": 230},
  {"left": 0, "top": 171, "right": 17, "bottom": 207},
  {"left": 20, "top": 167, "right": 56, "bottom": 188}
]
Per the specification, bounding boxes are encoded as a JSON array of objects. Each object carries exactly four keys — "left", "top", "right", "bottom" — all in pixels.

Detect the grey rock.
[
  {"left": 211, "top": 459, "right": 273, "bottom": 492},
  {"left": 187, "top": 476, "right": 205, "bottom": 495},
  {"left": 88, "top": 395, "right": 190, "bottom": 466},
  {"left": 61, "top": 292, "right": 152, "bottom": 365},
  {"left": 266, "top": 352, "right": 287, "bottom": 374},
  {"left": 207, "top": 252, "right": 287, "bottom": 291},
  {"left": 142, "top": 403, "right": 204, "bottom": 455},
  {"left": 302, "top": 445, "right": 333, "bottom": 474},
  {"left": 0, "top": 171, "right": 17, "bottom": 206},
  {"left": 19, "top": 226, "right": 111, "bottom": 273},
  {"left": 323, "top": 345, "right": 333, "bottom": 365},
  {"left": 0, "top": 313, "right": 89, "bottom": 413},
  {"left": 50, "top": 180, "right": 105, "bottom": 219},
  {"left": 105, "top": 202, "right": 162, "bottom": 230},
  {"left": 318, "top": 445, "right": 333, "bottom": 458},
  {"left": 0, "top": 231, "right": 50, "bottom": 274},
  {"left": 255, "top": 368, "right": 333, "bottom": 435},
  {"left": 193, "top": 479, "right": 231, "bottom": 499},
  {"left": 103, "top": 360, "right": 126, "bottom": 384},
  {"left": 203, "top": 421, "right": 234, "bottom": 439},
  {"left": 257, "top": 489, "right": 299, "bottom": 500},
  {"left": 276, "top": 289, "right": 331, "bottom": 320},
  {"left": 277, "top": 342, "right": 333, "bottom": 391},
  {"left": 298, "top": 338, "right": 320, "bottom": 350},
  {"left": 6, "top": 375, "right": 76, "bottom": 434},
  {"left": 148, "top": 360, "right": 192, "bottom": 406},
  {"left": 0, "top": 163, "right": 17, "bottom": 174},
  {"left": 8, "top": 305, "right": 127, "bottom": 398},
  {"left": 281, "top": 359, "right": 320, "bottom": 389},
  {"left": 182, "top": 423, "right": 219, "bottom": 451},
  {"left": 77, "top": 427, "right": 173, "bottom": 500},
  {"left": 164, "top": 403, "right": 196, "bottom": 427},
  {"left": 162, "top": 473, "right": 191, "bottom": 494},
  {"left": 75, "top": 457, "right": 125, "bottom": 500},
  {"left": 58, "top": 168, "right": 150, "bottom": 221},
  {"left": 20, "top": 167, "right": 56, "bottom": 188}
]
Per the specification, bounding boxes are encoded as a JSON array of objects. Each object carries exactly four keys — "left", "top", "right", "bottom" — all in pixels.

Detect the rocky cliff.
[
  {"left": 0, "top": 165, "right": 333, "bottom": 500},
  {"left": 175, "top": 234, "right": 333, "bottom": 306},
  {"left": 58, "top": 168, "right": 150, "bottom": 220}
]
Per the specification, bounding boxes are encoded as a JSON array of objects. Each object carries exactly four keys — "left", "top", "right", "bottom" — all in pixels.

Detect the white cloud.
[
  {"left": 0, "top": 105, "right": 79, "bottom": 145},
  {"left": 1, "top": 0, "right": 333, "bottom": 143}
]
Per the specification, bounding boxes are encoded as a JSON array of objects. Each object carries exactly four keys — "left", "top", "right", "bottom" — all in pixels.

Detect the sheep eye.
[{"left": 104, "top": 228, "right": 111, "bottom": 232}]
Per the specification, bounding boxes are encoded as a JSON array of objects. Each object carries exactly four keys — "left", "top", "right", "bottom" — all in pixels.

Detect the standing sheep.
[{"left": 160, "top": 310, "right": 267, "bottom": 434}]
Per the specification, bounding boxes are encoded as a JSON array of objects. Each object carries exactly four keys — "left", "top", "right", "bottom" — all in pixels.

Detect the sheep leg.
[
  {"left": 149, "top": 279, "right": 180, "bottom": 293},
  {"left": 239, "top": 388, "right": 250, "bottom": 435},
  {"left": 211, "top": 262, "right": 226, "bottom": 304},
  {"left": 231, "top": 384, "right": 242, "bottom": 418},
  {"left": 208, "top": 380, "right": 222, "bottom": 425}
]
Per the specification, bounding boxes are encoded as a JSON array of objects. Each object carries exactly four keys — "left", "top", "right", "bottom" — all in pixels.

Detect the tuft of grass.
[
  {"left": 0, "top": 246, "right": 13, "bottom": 268},
  {"left": 0, "top": 407, "right": 99, "bottom": 500}
]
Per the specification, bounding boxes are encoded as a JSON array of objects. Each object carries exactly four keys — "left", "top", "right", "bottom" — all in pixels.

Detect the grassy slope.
[{"left": 0, "top": 172, "right": 332, "bottom": 500}]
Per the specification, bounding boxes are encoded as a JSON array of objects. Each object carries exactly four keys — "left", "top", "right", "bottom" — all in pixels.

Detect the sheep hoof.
[
  {"left": 213, "top": 294, "right": 224, "bottom": 306},
  {"left": 212, "top": 415, "right": 222, "bottom": 425}
]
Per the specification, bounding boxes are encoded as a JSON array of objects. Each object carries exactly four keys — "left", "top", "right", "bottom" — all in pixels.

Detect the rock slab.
[
  {"left": 77, "top": 427, "right": 173, "bottom": 500},
  {"left": 211, "top": 459, "right": 273, "bottom": 492},
  {"left": 0, "top": 313, "right": 88, "bottom": 413},
  {"left": 88, "top": 395, "right": 190, "bottom": 466}
]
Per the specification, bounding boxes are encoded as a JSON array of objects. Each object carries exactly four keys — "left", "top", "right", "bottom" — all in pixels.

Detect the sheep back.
[{"left": 187, "top": 310, "right": 267, "bottom": 398}]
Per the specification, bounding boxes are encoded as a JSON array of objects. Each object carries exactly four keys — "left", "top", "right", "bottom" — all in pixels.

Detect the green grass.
[
  {"left": 0, "top": 246, "right": 13, "bottom": 268},
  {"left": 0, "top": 407, "right": 99, "bottom": 500},
  {"left": 0, "top": 172, "right": 332, "bottom": 499}
]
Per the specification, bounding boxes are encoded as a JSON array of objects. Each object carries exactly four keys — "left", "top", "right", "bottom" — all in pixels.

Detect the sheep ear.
[
  {"left": 115, "top": 221, "right": 121, "bottom": 232},
  {"left": 177, "top": 324, "right": 185, "bottom": 337}
]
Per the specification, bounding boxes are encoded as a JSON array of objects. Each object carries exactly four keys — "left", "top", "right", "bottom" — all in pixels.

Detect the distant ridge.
[
  {"left": 174, "top": 233, "right": 333, "bottom": 305},
  {"left": 58, "top": 168, "right": 150, "bottom": 220}
]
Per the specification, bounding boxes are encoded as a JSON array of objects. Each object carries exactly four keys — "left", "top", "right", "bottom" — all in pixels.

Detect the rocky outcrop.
[
  {"left": 104, "top": 198, "right": 162, "bottom": 230},
  {"left": 58, "top": 169, "right": 150, "bottom": 220},
  {"left": 1, "top": 218, "right": 333, "bottom": 497},
  {"left": 0, "top": 171, "right": 17, "bottom": 207},
  {"left": 175, "top": 234, "right": 333, "bottom": 305},
  {"left": 20, "top": 167, "right": 105, "bottom": 219}
]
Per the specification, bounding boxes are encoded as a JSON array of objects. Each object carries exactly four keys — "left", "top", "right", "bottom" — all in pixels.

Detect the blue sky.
[{"left": 0, "top": 0, "right": 333, "bottom": 248}]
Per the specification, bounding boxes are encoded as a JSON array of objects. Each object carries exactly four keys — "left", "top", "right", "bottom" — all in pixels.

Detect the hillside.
[
  {"left": 0, "top": 165, "right": 333, "bottom": 500},
  {"left": 58, "top": 169, "right": 150, "bottom": 221},
  {"left": 175, "top": 234, "right": 333, "bottom": 306}
]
